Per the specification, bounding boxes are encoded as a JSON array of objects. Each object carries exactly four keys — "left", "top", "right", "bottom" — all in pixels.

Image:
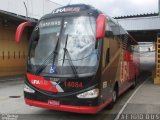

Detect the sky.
[{"left": 50, "top": 0, "right": 158, "bottom": 17}]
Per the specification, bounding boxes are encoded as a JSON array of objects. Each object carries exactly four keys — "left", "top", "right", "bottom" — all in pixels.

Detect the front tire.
[
  {"left": 112, "top": 89, "right": 117, "bottom": 103},
  {"left": 108, "top": 88, "right": 118, "bottom": 109}
]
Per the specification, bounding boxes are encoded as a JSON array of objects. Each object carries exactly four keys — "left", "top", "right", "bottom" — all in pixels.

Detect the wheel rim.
[{"left": 112, "top": 90, "right": 117, "bottom": 102}]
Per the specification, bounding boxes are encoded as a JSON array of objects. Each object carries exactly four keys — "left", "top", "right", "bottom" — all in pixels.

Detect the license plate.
[{"left": 48, "top": 100, "right": 60, "bottom": 106}]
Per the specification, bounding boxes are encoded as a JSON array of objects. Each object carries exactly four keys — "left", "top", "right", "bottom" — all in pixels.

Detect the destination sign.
[{"left": 39, "top": 20, "right": 61, "bottom": 28}]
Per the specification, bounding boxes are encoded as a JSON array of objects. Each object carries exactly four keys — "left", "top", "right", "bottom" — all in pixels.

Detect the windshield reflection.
[{"left": 28, "top": 16, "right": 101, "bottom": 77}]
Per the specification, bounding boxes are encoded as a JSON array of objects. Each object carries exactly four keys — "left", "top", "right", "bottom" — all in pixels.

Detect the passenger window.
[
  {"left": 106, "top": 48, "right": 110, "bottom": 65},
  {"left": 105, "top": 19, "right": 114, "bottom": 38}
]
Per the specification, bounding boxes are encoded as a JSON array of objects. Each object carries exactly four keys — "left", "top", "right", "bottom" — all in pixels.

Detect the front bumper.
[{"left": 25, "top": 98, "right": 112, "bottom": 114}]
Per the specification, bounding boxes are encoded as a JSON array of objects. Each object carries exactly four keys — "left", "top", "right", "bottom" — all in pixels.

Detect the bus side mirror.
[
  {"left": 96, "top": 14, "right": 106, "bottom": 39},
  {"left": 15, "top": 22, "right": 33, "bottom": 43}
]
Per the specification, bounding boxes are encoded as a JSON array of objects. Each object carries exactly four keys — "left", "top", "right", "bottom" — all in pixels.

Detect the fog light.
[
  {"left": 24, "top": 84, "right": 35, "bottom": 93},
  {"left": 77, "top": 88, "right": 99, "bottom": 99}
]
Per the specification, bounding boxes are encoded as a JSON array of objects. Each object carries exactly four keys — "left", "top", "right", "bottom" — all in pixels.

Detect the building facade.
[
  {"left": 0, "top": 0, "right": 61, "bottom": 77},
  {"left": 0, "top": 0, "right": 61, "bottom": 19}
]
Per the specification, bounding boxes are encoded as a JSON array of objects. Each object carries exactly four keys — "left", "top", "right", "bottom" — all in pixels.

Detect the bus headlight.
[
  {"left": 77, "top": 88, "right": 99, "bottom": 99},
  {"left": 24, "top": 84, "right": 35, "bottom": 93}
]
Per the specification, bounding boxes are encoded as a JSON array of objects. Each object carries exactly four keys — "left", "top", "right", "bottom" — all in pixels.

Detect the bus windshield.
[{"left": 28, "top": 16, "right": 100, "bottom": 77}]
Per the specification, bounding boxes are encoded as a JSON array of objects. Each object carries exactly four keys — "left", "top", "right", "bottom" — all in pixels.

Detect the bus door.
[{"left": 101, "top": 38, "right": 112, "bottom": 100}]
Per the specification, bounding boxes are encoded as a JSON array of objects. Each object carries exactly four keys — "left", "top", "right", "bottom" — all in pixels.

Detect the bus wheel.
[
  {"left": 131, "top": 76, "right": 137, "bottom": 89},
  {"left": 112, "top": 90, "right": 117, "bottom": 102},
  {"left": 108, "top": 87, "right": 118, "bottom": 109}
]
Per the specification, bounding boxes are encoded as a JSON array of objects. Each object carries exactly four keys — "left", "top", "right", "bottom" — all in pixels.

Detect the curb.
[{"left": 0, "top": 76, "right": 25, "bottom": 82}]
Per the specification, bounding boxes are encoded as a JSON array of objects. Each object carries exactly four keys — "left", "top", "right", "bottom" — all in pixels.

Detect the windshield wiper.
[
  {"left": 62, "top": 34, "right": 68, "bottom": 65},
  {"left": 64, "top": 48, "right": 79, "bottom": 78},
  {"left": 62, "top": 34, "right": 79, "bottom": 78},
  {"left": 35, "top": 37, "right": 59, "bottom": 75}
]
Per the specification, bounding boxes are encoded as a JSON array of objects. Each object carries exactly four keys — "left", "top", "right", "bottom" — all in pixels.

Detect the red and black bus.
[{"left": 15, "top": 4, "right": 140, "bottom": 114}]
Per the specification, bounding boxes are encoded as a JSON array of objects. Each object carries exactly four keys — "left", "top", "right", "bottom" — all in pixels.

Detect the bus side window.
[
  {"left": 106, "top": 48, "right": 110, "bottom": 65},
  {"left": 132, "top": 45, "right": 139, "bottom": 52}
]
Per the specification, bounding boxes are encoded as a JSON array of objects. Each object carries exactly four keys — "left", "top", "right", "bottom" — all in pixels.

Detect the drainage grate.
[{"left": 9, "top": 96, "right": 21, "bottom": 98}]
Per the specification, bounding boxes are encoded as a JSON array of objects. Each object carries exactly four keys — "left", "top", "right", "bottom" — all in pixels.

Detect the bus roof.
[{"left": 41, "top": 4, "right": 102, "bottom": 20}]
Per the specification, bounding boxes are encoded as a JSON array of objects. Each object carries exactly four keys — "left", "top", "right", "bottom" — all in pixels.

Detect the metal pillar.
[{"left": 154, "top": 33, "right": 160, "bottom": 84}]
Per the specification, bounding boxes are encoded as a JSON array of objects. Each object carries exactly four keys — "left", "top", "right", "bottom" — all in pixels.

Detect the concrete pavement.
[
  {"left": 115, "top": 77, "right": 160, "bottom": 120},
  {"left": 0, "top": 73, "right": 160, "bottom": 120},
  {"left": 121, "top": 78, "right": 160, "bottom": 114}
]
